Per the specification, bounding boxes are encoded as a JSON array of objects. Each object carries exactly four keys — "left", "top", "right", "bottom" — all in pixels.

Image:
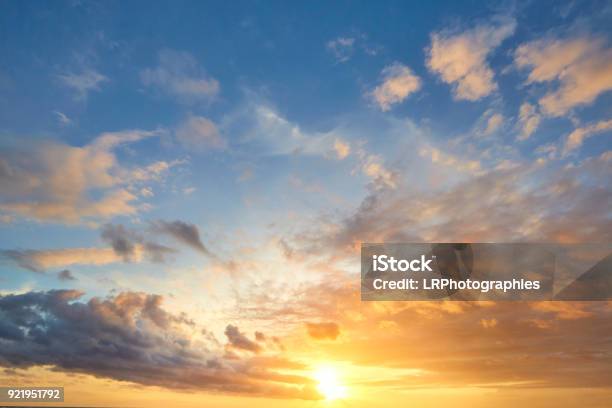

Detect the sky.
[{"left": 0, "top": 1, "right": 611, "bottom": 407}]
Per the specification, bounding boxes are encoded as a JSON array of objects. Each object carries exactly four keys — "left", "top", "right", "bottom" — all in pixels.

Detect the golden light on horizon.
[{"left": 314, "top": 366, "right": 348, "bottom": 401}]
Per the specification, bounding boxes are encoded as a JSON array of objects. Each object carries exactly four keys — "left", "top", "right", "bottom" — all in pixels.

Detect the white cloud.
[
  {"left": 53, "top": 111, "right": 72, "bottom": 126},
  {"left": 563, "top": 119, "right": 612, "bottom": 156},
  {"left": 141, "top": 49, "right": 219, "bottom": 103},
  {"left": 426, "top": 18, "right": 516, "bottom": 101},
  {"left": 515, "top": 36, "right": 612, "bottom": 116},
  {"left": 175, "top": 116, "right": 226, "bottom": 150},
  {"left": 517, "top": 102, "right": 541, "bottom": 140},
  {"left": 326, "top": 37, "right": 355, "bottom": 63},
  {"left": 371, "top": 63, "right": 421, "bottom": 111},
  {"left": 58, "top": 69, "right": 108, "bottom": 100}
]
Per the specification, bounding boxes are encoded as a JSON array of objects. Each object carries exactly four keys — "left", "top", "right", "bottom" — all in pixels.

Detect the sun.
[{"left": 314, "top": 366, "right": 348, "bottom": 401}]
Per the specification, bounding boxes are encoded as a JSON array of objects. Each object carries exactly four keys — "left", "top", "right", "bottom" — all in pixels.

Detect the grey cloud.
[
  {"left": 150, "top": 220, "right": 209, "bottom": 255},
  {"left": 101, "top": 223, "right": 177, "bottom": 263},
  {"left": 0, "top": 250, "right": 43, "bottom": 272},
  {"left": 57, "top": 269, "right": 76, "bottom": 281},
  {"left": 224, "top": 324, "right": 262, "bottom": 354},
  {"left": 0, "top": 290, "right": 318, "bottom": 399},
  {"left": 101, "top": 224, "right": 137, "bottom": 260}
]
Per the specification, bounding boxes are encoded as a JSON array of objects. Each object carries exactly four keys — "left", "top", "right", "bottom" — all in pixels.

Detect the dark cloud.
[
  {"left": 0, "top": 290, "right": 318, "bottom": 399},
  {"left": 101, "top": 224, "right": 136, "bottom": 260},
  {"left": 57, "top": 269, "right": 76, "bottom": 281},
  {"left": 305, "top": 322, "right": 340, "bottom": 340},
  {"left": 255, "top": 331, "right": 266, "bottom": 342},
  {"left": 0, "top": 250, "right": 43, "bottom": 272},
  {"left": 224, "top": 325, "right": 262, "bottom": 353},
  {"left": 151, "top": 220, "right": 209, "bottom": 254},
  {"left": 101, "top": 223, "right": 177, "bottom": 263}
]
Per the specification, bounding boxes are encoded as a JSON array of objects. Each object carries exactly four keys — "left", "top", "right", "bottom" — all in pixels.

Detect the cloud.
[
  {"left": 305, "top": 322, "right": 340, "bottom": 340},
  {"left": 333, "top": 138, "right": 350, "bottom": 159},
  {"left": 58, "top": 69, "right": 108, "bottom": 100},
  {"left": 515, "top": 35, "right": 612, "bottom": 116},
  {"left": 418, "top": 146, "right": 482, "bottom": 174},
  {"left": 0, "top": 129, "right": 167, "bottom": 224},
  {"left": 101, "top": 223, "right": 177, "bottom": 263},
  {"left": 517, "top": 102, "right": 541, "bottom": 140},
  {"left": 483, "top": 113, "right": 504, "bottom": 135},
  {"left": 226, "top": 103, "right": 359, "bottom": 160},
  {"left": 224, "top": 325, "right": 262, "bottom": 353},
  {"left": 326, "top": 37, "right": 355, "bottom": 62},
  {"left": 175, "top": 116, "right": 226, "bottom": 151},
  {"left": 150, "top": 220, "right": 209, "bottom": 254},
  {"left": 1, "top": 221, "right": 186, "bottom": 272},
  {"left": 427, "top": 18, "right": 516, "bottom": 100},
  {"left": 360, "top": 154, "right": 397, "bottom": 189},
  {"left": 371, "top": 63, "right": 421, "bottom": 111},
  {"left": 1, "top": 248, "right": 125, "bottom": 272},
  {"left": 298, "top": 153, "right": 611, "bottom": 257},
  {"left": 0, "top": 290, "right": 318, "bottom": 399},
  {"left": 141, "top": 49, "right": 220, "bottom": 103},
  {"left": 101, "top": 224, "right": 138, "bottom": 261},
  {"left": 57, "top": 270, "right": 76, "bottom": 281},
  {"left": 325, "top": 37, "right": 355, "bottom": 62},
  {"left": 53, "top": 111, "right": 72, "bottom": 126},
  {"left": 563, "top": 119, "right": 612, "bottom": 156}
]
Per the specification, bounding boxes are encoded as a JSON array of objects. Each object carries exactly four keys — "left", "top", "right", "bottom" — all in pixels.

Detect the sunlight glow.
[{"left": 314, "top": 366, "right": 348, "bottom": 401}]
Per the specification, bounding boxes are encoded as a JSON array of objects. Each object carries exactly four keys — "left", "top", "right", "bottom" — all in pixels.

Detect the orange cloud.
[
  {"left": 515, "top": 36, "right": 612, "bottom": 116},
  {"left": 306, "top": 322, "right": 340, "bottom": 340},
  {"left": 0, "top": 129, "right": 172, "bottom": 224}
]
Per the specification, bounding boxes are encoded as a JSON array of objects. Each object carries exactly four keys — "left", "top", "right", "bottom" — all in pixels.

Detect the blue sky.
[
  {"left": 1, "top": 0, "right": 611, "bottom": 295},
  {"left": 0, "top": 0, "right": 610, "bottom": 284}
]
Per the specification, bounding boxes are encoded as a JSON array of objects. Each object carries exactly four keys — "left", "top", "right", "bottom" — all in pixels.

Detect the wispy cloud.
[
  {"left": 58, "top": 69, "right": 108, "bottom": 100},
  {"left": 150, "top": 220, "right": 210, "bottom": 255},
  {"left": 53, "top": 111, "right": 72, "bottom": 126},
  {"left": 563, "top": 119, "right": 612, "bottom": 156},
  {"left": 1, "top": 247, "right": 125, "bottom": 272},
  {"left": 141, "top": 49, "right": 219, "bottom": 103},
  {"left": 326, "top": 37, "right": 355, "bottom": 63},
  {"left": 517, "top": 102, "right": 541, "bottom": 140},
  {"left": 175, "top": 116, "right": 226, "bottom": 151}
]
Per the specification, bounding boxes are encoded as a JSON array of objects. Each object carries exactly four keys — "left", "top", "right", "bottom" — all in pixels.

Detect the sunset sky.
[{"left": 0, "top": 1, "right": 611, "bottom": 407}]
